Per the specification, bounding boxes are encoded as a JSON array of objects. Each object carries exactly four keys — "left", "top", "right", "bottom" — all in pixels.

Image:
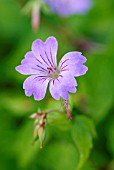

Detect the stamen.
[{"left": 47, "top": 67, "right": 54, "bottom": 73}]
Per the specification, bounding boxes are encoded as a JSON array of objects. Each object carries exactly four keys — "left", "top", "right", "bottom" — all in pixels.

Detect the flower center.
[{"left": 47, "top": 67, "right": 60, "bottom": 79}]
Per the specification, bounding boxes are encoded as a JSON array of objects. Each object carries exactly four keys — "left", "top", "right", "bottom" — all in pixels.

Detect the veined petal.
[
  {"left": 49, "top": 79, "right": 60, "bottom": 100},
  {"left": 15, "top": 64, "right": 39, "bottom": 75},
  {"left": 49, "top": 72, "right": 77, "bottom": 100},
  {"left": 59, "top": 72, "right": 77, "bottom": 100},
  {"left": 32, "top": 39, "right": 49, "bottom": 67},
  {"left": 15, "top": 51, "right": 48, "bottom": 75},
  {"left": 45, "top": 36, "right": 58, "bottom": 67},
  {"left": 15, "top": 63, "right": 47, "bottom": 76},
  {"left": 23, "top": 75, "right": 49, "bottom": 100},
  {"left": 32, "top": 36, "right": 57, "bottom": 69},
  {"left": 59, "top": 52, "right": 88, "bottom": 77},
  {"left": 60, "top": 71, "right": 78, "bottom": 87},
  {"left": 21, "top": 52, "right": 39, "bottom": 65}
]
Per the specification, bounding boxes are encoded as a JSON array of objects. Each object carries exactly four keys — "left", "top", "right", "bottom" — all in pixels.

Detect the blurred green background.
[{"left": 0, "top": 0, "right": 114, "bottom": 170}]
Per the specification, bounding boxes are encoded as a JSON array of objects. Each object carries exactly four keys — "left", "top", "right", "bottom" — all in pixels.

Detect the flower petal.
[
  {"left": 68, "top": 86, "right": 77, "bottom": 93},
  {"left": 49, "top": 80, "right": 60, "bottom": 100},
  {"left": 15, "top": 51, "right": 48, "bottom": 75},
  {"left": 59, "top": 72, "right": 77, "bottom": 100},
  {"left": 45, "top": 36, "right": 58, "bottom": 67},
  {"left": 32, "top": 36, "right": 58, "bottom": 68},
  {"left": 71, "top": 65, "right": 88, "bottom": 77},
  {"left": 59, "top": 52, "right": 88, "bottom": 77},
  {"left": 23, "top": 75, "right": 49, "bottom": 100},
  {"left": 49, "top": 72, "right": 77, "bottom": 100},
  {"left": 59, "top": 85, "right": 69, "bottom": 100},
  {"left": 60, "top": 71, "right": 78, "bottom": 87},
  {"left": 44, "top": 0, "right": 92, "bottom": 16},
  {"left": 15, "top": 64, "right": 39, "bottom": 75}
]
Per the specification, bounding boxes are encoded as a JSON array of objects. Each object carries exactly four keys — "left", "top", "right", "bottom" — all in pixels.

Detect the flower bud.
[
  {"left": 30, "top": 111, "right": 47, "bottom": 148},
  {"left": 32, "top": 123, "right": 39, "bottom": 145},
  {"left": 64, "top": 101, "right": 72, "bottom": 120},
  {"left": 38, "top": 125, "right": 45, "bottom": 149},
  {"left": 32, "top": 1, "right": 40, "bottom": 32}
]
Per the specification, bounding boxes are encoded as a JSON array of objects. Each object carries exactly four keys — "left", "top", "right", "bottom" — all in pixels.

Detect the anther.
[{"left": 47, "top": 67, "right": 54, "bottom": 73}]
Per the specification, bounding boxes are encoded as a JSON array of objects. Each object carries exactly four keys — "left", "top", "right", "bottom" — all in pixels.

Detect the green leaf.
[
  {"left": 37, "top": 141, "right": 79, "bottom": 170},
  {"left": 84, "top": 51, "right": 114, "bottom": 123},
  {"left": 80, "top": 161, "right": 96, "bottom": 170},
  {"left": 71, "top": 115, "right": 96, "bottom": 169},
  {"left": 13, "top": 121, "right": 40, "bottom": 169},
  {"left": 105, "top": 115, "right": 114, "bottom": 157}
]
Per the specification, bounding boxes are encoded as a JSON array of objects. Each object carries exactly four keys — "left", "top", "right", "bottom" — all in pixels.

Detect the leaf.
[
  {"left": 71, "top": 115, "right": 96, "bottom": 169},
  {"left": 83, "top": 51, "right": 114, "bottom": 123},
  {"left": 80, "top": 161, "right": 96, "bottom": 170},
  {"left": 105, "top": 114, "right": 114, "bottom": 157},
  {"left": 37, "top": 141, "right": 79, "bottom": 170},
  {"left": 13, "top": 121, "right": 40, "bottom": 169}
]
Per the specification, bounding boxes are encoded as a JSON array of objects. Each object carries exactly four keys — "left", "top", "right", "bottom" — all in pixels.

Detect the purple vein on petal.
[
  {"left": 60, "top": 59, "right": 69, "bottom": 69},
  {"left": 50, "top": 48, "right": 55, "bottom": 66},
  {"left": 35, "top": 57, "right": 42, "bottom": 64},
  {"left": 36, "top": 65, "right": 48, "bottom": 72},
  {"left": 42, "top": 78, "right": 49, "bottom": 84},
  {"left": 32, "top": 67, "right": 47, "bottom": 73},
  {"left": 58, "top": 74, "right": 63, "bottom": 78},
  {"left": 61, "top": 65, "right": 68, "bottom": 70},
  {"left": 56, "top": 78, "right": 60, "bottom": 83},
  {"left": 45, "top": 51, "right": 54, "bottom": 68},
  {"left": 38, "top": 78, "right": 48, "bottom": 84},
  {"left": 40, "top": 54, "right": 50, "bottom": 67},
  {"left": 61, "top": 69, "right": 69, "bottom": 72},
  {"left": 32, "top": 76, "right": 49, "bottom": 83},
  {"left": 34, "top": 75, "right": 49, "bottom": 78}
]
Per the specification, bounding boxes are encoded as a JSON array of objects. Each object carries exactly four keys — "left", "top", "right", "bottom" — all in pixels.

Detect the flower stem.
[{"left": 64, "top": 101, "right": 72, "bottom": 120}]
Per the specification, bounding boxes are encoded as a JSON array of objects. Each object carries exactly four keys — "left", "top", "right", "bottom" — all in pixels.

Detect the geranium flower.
[
  {"left": 16, "top": 36, "right": 88, "bottom": 100},
  {"left": 43, "top": 0, "right": 92, "bottom": 16}
]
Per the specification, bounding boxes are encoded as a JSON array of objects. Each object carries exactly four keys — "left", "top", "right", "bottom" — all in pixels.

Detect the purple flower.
[
  {"left": 16, "top": 36, "right": 88, "bottom": 101},
  {"left": 43, "top": 0, "right": 92, "bottom": 16}
]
